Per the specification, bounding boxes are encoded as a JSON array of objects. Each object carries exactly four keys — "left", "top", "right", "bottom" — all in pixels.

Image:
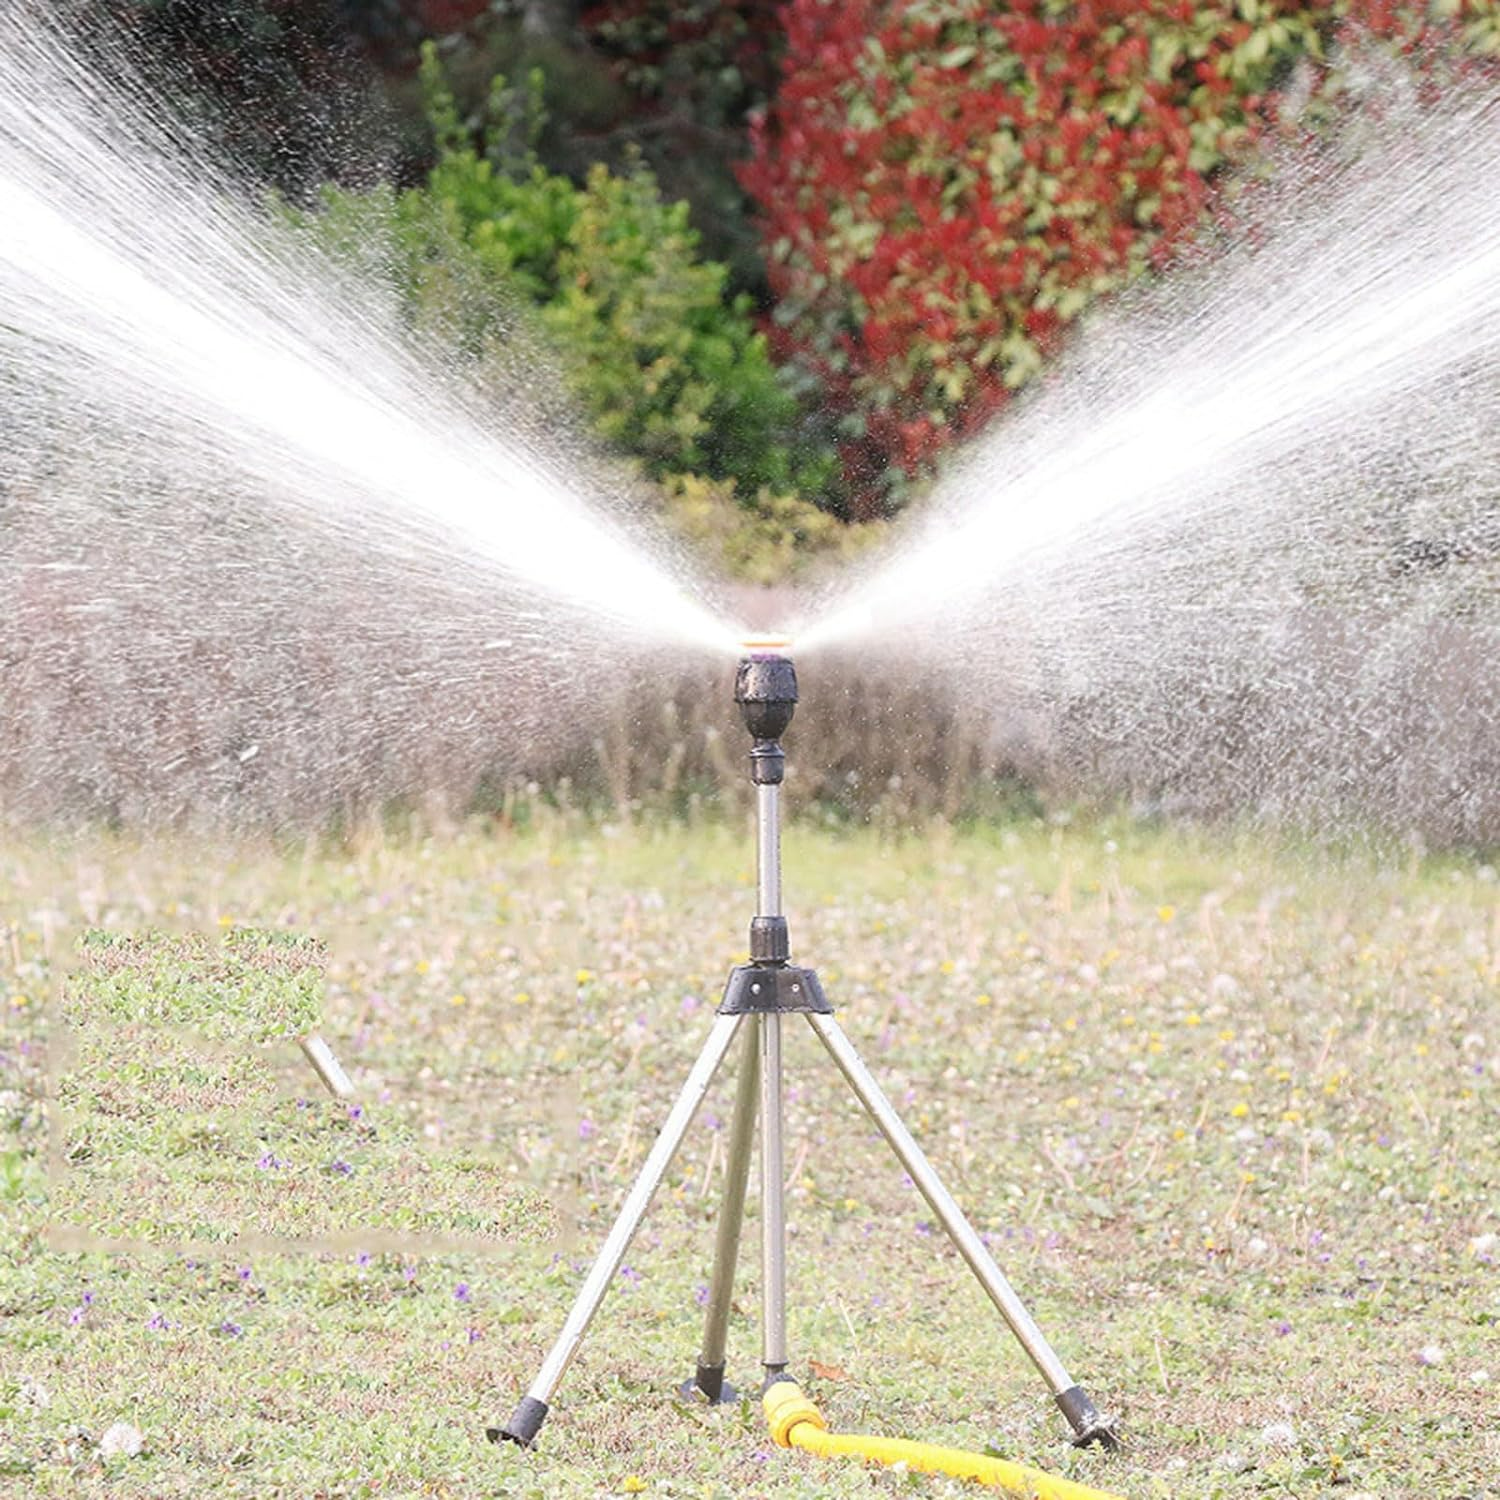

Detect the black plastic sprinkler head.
[{"left": 735, "top": 639, "right": 797, "bottom": 771}]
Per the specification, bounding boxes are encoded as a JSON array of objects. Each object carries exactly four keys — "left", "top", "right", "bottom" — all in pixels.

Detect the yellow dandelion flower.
[
  {"left": 1231, "top": 1102, "right": 1250, "bottom": 1118},
  {"left": 975, "top": 993, "right": 993, "bottom": 1007},
  {"left": 1157, "top": 905, "right": 1176, "bottom": 923}
]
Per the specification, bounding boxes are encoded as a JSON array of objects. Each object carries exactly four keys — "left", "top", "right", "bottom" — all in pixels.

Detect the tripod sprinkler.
[{"left": 489, "top": 644, "right": 1120, "bottom": 1476}]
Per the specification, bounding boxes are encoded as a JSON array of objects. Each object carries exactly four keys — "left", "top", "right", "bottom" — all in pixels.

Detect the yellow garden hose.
[{"left": 763, "top": 1383, "right": 1127, "bottom": 1500}]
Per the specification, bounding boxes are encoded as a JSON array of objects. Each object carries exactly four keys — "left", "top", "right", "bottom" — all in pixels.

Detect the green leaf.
[{"left": 938, "top": 44, "right": 977, "bottom": 69}]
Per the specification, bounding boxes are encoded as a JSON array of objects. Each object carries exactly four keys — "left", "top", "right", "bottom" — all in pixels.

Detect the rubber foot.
[
  {"left": 488, "top": 1395, "right": 548, "bottom": 1449},
  {"left": 1055, "top": 1384, "right": 1121, "bottom": 1450},
  {"left": 679, "top": 1363, "right": 738, "bottom": 1405}
]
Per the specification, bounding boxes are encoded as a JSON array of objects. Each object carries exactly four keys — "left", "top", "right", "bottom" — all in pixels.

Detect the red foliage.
[
  {"left": 741, "top": 0, "right": 1495, "bottom": 516},
  {"left": 409, "top": 0, "right": 489, "bottom": 32}
]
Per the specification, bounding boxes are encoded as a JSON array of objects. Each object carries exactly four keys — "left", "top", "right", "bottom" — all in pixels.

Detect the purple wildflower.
[
  {"left": 454, "top": 1283, "right": 471, "bottom": 1303},
  {"left": 619, "top": 1266, "right": 643, "bottom": 1287}
]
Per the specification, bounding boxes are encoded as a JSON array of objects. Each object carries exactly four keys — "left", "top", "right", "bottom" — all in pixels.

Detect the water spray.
[{"left": 489, "top": 650, "right": 1122, "bottom": 1492}]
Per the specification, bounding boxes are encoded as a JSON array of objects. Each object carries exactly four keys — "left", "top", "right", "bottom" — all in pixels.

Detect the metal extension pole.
[
  {"left": 756, "top": 782, "right": 781, "bottom": 915},
  {"left": 806, "top": 1011, "right": 1116, "bottom": 1446},
  {"left": 751, "top": 736, "right": 790, "bottom": 1386},
  {"left": 490, "top": 1012, "right": 743, "bottom": 1448},
  {"left": 687, "top": 1016, "right": 761, "bottom": 1402},
  {"left": 759, "top": 1011, "right": 788, "bottom": 1383}
]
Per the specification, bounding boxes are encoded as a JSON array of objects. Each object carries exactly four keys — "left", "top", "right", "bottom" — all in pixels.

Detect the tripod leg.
[
  {"left": 806, "top": 1013, "right": 1117, "bottom": 1448},
  {"left": 298, "top": 1034, "right": 355, "bottom": 1099},
  {"left": 684, "top": 1016, "right": 760, "bottom": 1403},
  {"left": 489, "top": 1013, "right": 743, "bottom": 1448},
  {"left": 760, "top": 1011, "right": 789, "bottom": 1386}
]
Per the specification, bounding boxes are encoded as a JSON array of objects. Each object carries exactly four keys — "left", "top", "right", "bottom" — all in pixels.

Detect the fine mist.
[
  {"left": 1, "top": 8, "right": 1497, "bottom": 846},
  {"left": 789, "top": 54, "right": 1499, "bottom": 845},
  {"left": 0, "top": 1, "right": 746, "bottom": 832}
]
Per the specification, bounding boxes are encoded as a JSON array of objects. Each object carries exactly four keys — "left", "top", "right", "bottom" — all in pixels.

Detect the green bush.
[
  {"left": 660, "top": 472, "right": 879, "bottom": 585},
  {"left": 310, "top": 45, "right": 833, "bottom": 504}
]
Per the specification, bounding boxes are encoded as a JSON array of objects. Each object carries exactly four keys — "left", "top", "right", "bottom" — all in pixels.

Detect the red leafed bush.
[{"left": 741, "top": 0, "right": 1495, "bottom": 517}]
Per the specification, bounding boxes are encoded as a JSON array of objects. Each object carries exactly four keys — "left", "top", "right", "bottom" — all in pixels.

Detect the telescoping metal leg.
[
  {"left": 489, "top": 1013, "right": 744, "bottom": 1448},
  {"left": 298, "top": 1034, "right": 355, "bottom": 1098},
  {"left": 684, "top": 1017, "right": 761, "bottom": 1403},
  {"left": 759, "top": 1011, "right": 789, "bottom": 1386},
  {"left": 806, "top": 1012, "right": 1117, "bottom": 1448}
]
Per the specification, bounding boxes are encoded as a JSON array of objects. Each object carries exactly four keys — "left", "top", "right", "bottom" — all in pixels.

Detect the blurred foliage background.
[
  {"left": 90, "top": 0, "right": 1497, "bottom": 534},
  {"left": 23, "top": 2, "right": 1491, "bottom": 843}
]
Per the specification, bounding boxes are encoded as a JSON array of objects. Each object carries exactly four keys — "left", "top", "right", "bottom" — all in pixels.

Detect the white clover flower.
[{"left": 99, "top": 1422, "right": 143, "bottom": 1459}]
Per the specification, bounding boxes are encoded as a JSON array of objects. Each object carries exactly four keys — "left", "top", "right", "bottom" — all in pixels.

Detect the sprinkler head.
[{"left": 735, "top": 642, "right": 797, "bottom": 743}]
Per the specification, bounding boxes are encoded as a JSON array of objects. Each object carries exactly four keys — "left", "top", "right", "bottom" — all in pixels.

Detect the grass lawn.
[{"left": 1, "top": 814, "right": 1496, "bottom": 1498}]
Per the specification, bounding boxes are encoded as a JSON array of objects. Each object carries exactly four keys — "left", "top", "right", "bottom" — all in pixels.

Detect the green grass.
[{"left": 1, "top": 816, "right": 1497, "bottom": 1497}]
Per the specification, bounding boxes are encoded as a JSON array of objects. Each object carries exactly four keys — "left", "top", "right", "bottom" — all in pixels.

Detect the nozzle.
[{"left": 740, "top": 634, "right": 793, "bottom": 656}]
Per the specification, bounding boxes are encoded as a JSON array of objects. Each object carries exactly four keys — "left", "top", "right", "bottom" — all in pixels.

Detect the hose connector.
[{"left": 763, "top": 1380, "right": 826, "bottom": 1448}]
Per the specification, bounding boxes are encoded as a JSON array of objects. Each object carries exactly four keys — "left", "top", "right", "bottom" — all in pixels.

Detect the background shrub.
[
  {"left": 310, "top": 47, "right": 834, "bottom": 502},
  {"left": 740, "top": 0, "right": 1496, "bottom": 518}
]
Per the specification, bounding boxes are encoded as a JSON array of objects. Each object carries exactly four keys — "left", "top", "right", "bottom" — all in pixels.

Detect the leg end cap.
[{"left": 489, "top": 1396, "right": 549, "bottom": 1449}]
